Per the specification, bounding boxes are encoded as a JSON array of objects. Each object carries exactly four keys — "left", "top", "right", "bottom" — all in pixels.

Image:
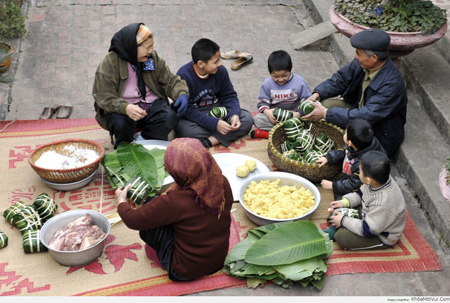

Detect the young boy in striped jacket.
[{"left": 326, "top": 151, "right": 406, "bottom": 250}]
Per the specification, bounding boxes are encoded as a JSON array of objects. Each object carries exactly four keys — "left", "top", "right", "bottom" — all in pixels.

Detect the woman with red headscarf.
[{"left": 116, "top": 138, "right": 233, "bottom": 281}]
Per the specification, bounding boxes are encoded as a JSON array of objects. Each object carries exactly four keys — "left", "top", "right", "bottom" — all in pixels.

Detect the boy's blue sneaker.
[{"left": 323, "top": 226, "right": 336, "bottom": 241}]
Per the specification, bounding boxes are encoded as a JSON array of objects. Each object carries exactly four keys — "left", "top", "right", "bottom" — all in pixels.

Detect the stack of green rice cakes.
[{"left": 2, "top": 193, "right": 57, "bottom": 253}]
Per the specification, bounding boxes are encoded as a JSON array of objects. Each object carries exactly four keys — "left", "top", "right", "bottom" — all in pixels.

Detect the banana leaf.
[
  {"left": 224, "top": 237, "right": 252, "bottom": 265},
  {"left": 274, "top": 257, "right": 328, "bottom": 280},
  {"left": 245, "top": 221, "right": 330, "bottom": 266},
  {"left": 102, "top": 142, "right": 167, "bottom": 198}
]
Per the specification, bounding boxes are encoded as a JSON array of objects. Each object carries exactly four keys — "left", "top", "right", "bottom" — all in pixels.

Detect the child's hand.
[
  {"left": 321, "top": 179, "right": 333, "bottom": 190},
  {"left": 330, "top": 200, "right": 344, "bottom": 209},
  {"left": 292, "top": 111, "right": 300, "bottom": 118},
  {"left": 217, "top": 120, "right": 233, "bottom": 134},
  {"left": 316, "top": 156, "right": 328, "bottom": 167},
  {"left": 115, "top": 184, "right": 132, "bottom": 204},
  {"left": 264, "top": 109, "right": 277, "bottom": 124},
  {"left": 229, "top": 115, "right": 241, "bottom": 131},
  {"left": 329, "top": 211, "right": 344, "bottom": 228}
]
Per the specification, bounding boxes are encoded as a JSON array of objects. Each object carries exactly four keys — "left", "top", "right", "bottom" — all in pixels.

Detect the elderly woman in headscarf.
[
  {"left": 93, "top": 23, "right": 189, "bottom": 149},
  {"left": 115, "top": 138, "right": 233, "bottom": 281}
]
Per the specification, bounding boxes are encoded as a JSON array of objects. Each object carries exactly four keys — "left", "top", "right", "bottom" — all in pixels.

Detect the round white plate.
[{"left": 212, "top": 153, "right": 270, "bottom": 201}]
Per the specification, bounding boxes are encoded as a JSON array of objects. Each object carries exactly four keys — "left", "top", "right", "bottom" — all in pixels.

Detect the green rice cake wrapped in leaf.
[
  {"left": 302, "top": 149, "right": 323, "bottom": 164},
  {"left": 314, "top": 132, "right": 335, "bottom": 154},
  {"left": 273, "top": 108, "right": 293, "bottom": 122},
  {"left": 32, "top": 193, "right": 58, "bottom": 222},
  {"left": 280, "top": 140, "right": 296, "bottom": 153},
  {"left": 23, "top": 230, "right": 48, "bottom": 254},
  {"left": 332, "top": 208, "right": 359, "bottom": 218},
  {"left": 12, "top": 206, "right": 42, "bottom": 234},
  {"left": 294, "top": 129, "right": 314, "bottom": 152},
  {"left": 3, "top": 202, "right": 27, "bottom": 224},
  {"left": 299, "top": 99, "right": 315, "bottom": 115},
  {"left": 282, "top": 149, "right": 301, "bottom": 161},
  {"left": 207, "top": 107, "right": 228, "bottom": 119},
  {"left": 126, "top": 175, "right": 153, "bottom": 206},
  {"left": 282, "top": 117, "right": 304, "bottom": 142},
  {"left": 0, "top": 230, "right": 8, "bottom": 249}
]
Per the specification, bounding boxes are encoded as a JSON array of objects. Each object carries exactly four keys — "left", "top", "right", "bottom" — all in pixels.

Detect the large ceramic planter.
[
  {"left": 329, "top": 5, "right": 448, "bottom": 57},
  {"left": 0, "top": 41, "right": 15, "bottom": 74}
]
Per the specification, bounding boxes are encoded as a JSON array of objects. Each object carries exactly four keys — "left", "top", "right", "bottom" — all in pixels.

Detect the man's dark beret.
[{"left": 350, "top": 29, "right": 390, "bottom": 51}]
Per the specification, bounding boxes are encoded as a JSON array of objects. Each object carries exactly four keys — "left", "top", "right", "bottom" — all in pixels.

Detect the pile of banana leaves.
[
  {"left": 102, "top": 142, "right": 168, "bottom": 205},
  {"left": 223, "top": 220, "right": 333, "bottom": 290}
]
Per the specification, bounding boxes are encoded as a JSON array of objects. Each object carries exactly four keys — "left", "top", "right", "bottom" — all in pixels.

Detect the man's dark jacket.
[{"left": 314, "top": 58, "right": 408, "bottom": 156}]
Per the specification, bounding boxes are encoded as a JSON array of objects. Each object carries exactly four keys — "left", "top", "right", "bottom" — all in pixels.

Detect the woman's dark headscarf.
[{"left": 109, "top": 23, "right": 149, "bottom": 100}]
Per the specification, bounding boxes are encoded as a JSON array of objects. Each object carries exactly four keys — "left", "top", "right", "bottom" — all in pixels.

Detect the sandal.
[
  {"left": 39, "top": 106, "right": 57, "bottom": 119},
  {"left": 231, "top": 55, "right": 253, "bottom": 70},
  {"left": 221, "top": 50, "right": 251, "bottom": 60},
  {"left": 55, "top": 105, "right": 73, "bottom": 119}
]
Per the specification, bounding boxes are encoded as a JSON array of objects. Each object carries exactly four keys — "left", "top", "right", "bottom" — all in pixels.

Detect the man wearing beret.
[{"left": 303, "top": 29, "right": 408, "bottom": 157}]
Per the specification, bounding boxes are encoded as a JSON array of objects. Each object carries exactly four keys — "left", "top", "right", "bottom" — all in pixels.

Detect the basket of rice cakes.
[{"left": 268, "top": 117, "right": 345, "bottom": 183}]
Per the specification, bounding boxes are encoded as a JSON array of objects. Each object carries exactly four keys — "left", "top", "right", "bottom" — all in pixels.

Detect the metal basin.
[
  {"left": 239, "top": 172, "right": 321, "bottom": 226},
  {"left": 40, "top": 210, "right": 110, "bottom": 267}
]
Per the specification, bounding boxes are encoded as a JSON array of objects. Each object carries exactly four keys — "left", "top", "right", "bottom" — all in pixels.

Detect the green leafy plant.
[
  {"left": 102, "top": 142, "right": 168, "bottom": 205},
  {"left": 223, "top": 221, "right": 333, "bottom": 290},
  {"left": 334, "top": 0, "right": 447, "bottom": 34},
  {"left": 0, "top": 0, "right": 27, "bottom": 40}
]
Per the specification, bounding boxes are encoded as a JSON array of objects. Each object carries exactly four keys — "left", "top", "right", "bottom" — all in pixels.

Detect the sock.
[
  {"left": 250, "top": 129, "right": 269, "bottom": 139},
  {"left": 201, "top": 138, "right": 213, "bottom": 148},
  {"left": 323, "top": 226, "right": 336, "bottom": 241}
]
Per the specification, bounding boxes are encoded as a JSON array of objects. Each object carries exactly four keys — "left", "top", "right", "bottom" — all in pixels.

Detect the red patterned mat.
[{"left": 0, "top": 119, "right": 441, "bottom": 296}]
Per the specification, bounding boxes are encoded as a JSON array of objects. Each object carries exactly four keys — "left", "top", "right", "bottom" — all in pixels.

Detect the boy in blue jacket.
[
  {"left": 176, "top": 38, "right": 253, "bottom": 148},
  {"left": 317, "top": 118, "right": 386, "bottom": 199}
]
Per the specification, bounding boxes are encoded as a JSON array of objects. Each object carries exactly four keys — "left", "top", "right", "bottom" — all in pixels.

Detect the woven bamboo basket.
[
  {"left": 268, "top": 120, "right": 345, "bottom": 183},
  {"left": 28, "top": 139, "right": 105, "bottom": 184}
]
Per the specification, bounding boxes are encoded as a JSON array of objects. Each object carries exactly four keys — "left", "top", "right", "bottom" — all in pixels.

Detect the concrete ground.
[{"left": 1, "top": 0, "right": 450, "bottom": 297}]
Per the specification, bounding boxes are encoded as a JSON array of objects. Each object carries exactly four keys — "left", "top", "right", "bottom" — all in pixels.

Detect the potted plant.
[
  {"left": 329, "top": 0, "right": 448, "bottom": 57},
  {"left": 0, "top": 42, "right": 15, "bottom": 74},
  {"left": 0, "top": 0, "right": 26, "bottom": 74}
]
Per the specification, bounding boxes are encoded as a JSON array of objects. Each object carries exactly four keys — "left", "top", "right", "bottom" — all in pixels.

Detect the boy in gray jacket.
[{"left": 326, "top": 151, "right": 406, "bottom": 250}]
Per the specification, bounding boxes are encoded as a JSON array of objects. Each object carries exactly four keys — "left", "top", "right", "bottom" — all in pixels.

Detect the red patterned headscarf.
[{"left": 164, "top": 138, "right": 225, "bottom": 218}]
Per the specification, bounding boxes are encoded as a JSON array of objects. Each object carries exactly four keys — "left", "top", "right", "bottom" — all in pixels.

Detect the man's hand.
[
  {"left": 229, "top": 115, "right": 241, "bottom": 131},
  {"left": 302, "top": 101, "right": 326, "bottom": 121},
  {"left": 263, "top": 109, "right": 277, "bottom": 125},
  {"left": 173, "top": 94, "right": 188, "bottom": 117},
  {"left": 308, "top": 92, "right": 321, "bottom": 102},
  {"left": 126, "top": 104, "right": 147, "bottom": 121},
  {"left": 217, "top": 120, "right": 233, "bottom": 134}
]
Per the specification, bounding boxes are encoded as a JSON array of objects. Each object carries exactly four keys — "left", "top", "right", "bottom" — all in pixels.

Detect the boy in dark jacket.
[
  {"left": 317, "top": 118, "right": 386, "bottom": 199},
  {"left": 175, "top": 38, "right": 253, "bottom": 148}
]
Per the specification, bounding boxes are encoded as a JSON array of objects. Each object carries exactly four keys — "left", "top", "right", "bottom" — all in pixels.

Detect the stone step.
[
  {"left": 394, "top": 91, "right": 450, "bottom": 254},
  {"left": 401, "top": 45, "right": 450, "bottom": 145},
  {"left": 288, "top": 20, "right": 336, "bottom": 50}
]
